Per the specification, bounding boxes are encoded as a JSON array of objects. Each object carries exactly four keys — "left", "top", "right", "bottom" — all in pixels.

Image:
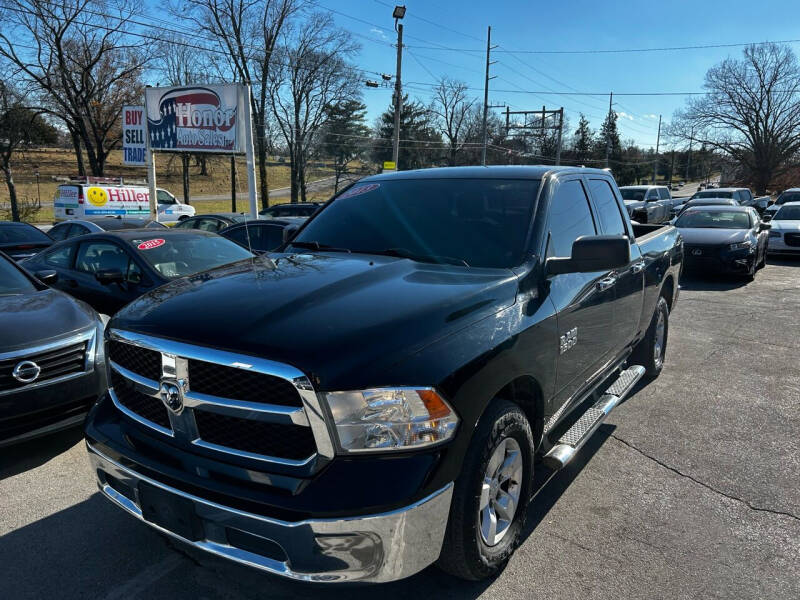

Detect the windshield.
[
  {"left": 620, "top": 189, "right": 646, "bottom": 201},
  {"left": 773, "top": 205, "right": 800, "bottom": 221},
  {"left": 676, "top": 210, "right": 752, "bottom": 229},
  {"left": 693, "top": 190, "right": 734, "bottom": 199},
  {"left": 289, "top": 178, "right": 540, "bottom": 268},
  {"left": 0, "top": 223, "right": 52, "bottom": 244},
  {"left": 0, "top": 257, "right": 37, "bottom": 295},
  {"left": 776, "top": 192, "right": 800, "bottom": 205},
  {"left": 131, "top": 235, "right": 254, "bottom": 279}
]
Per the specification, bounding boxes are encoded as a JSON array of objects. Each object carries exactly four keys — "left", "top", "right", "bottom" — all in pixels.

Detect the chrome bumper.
[{"left": 87, "top": 443, "right": 453, "bottom": 583}]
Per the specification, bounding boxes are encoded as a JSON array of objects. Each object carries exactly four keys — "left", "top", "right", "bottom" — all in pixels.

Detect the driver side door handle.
[
  {"left": 597, "top": 276, "right": 617, "bottom": 291},
  {"left": 632, "top": 261, "right": 645, "bottom": 274}
]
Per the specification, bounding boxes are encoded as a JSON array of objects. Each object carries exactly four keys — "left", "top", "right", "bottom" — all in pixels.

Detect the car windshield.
[
  {"left": 773, "top": 205, "right": 800, "bottom": 221},
  {"left": 130, "top": 234, "right": 254, "bottom": 279},
  {"left": 776, "top": 192, "right": 800, "bottom": 205},
  {"left": 620, "top": 189, "right": 646, "bottom": 201},
  {"left": 676, "top": 210, "right": 752, "bottom": 229},
  {"left": 0, "top": 223, "right": 52, "bottom": 244},
  {"left": 289, "top": 178, "right": 540, "bottom": 268},
  {"left": 693, "top": 190, "right": 734, "bottom": 199},
  {"left": 0, "top": 257, "right": 36, "bottom": 295}
]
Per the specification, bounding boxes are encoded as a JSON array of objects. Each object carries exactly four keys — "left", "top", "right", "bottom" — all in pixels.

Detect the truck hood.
[
  {"left": 111, "top": 253, "right": 519, "bottom": 389},
  {"left": 676, "top": 228, "right": 750, "bottom": 245},
  {"left": 0, "top": 288, "right": 97, "bottom": 352},
  {"left": 623, "top": 200, "right": 646, "bottom": 209}
]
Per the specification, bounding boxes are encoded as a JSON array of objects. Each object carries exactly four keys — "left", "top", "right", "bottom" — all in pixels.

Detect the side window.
[
  {"left": 157, "top": 190, "right": 176, "bottom": 205},
  {"left": 43, "top": 245, "right": 75, "bottom": 268},
  {"left": 546, "top": 180, "right": 597, "bottom": 258},
  {"left": 658, "top": 188, "right": 670, "bottom": 200},
  {"left": 253, "top": 225, "right": 285, "bottom": 251},
  {"left": 196, "top": 218, "right": 222, "bottom": 232},
  {"left": 589, "top": 179, "right": 627, "bottom": 236},
  {"left": 647, "top": 190, "right": 659, "bottom": 201},
  {"left": 75, "top": 242, "right": 131, "bottom": 275},
  {"left": 223, "top": 227, "right": 250, "bottom": 247},
  {"left": 48, "top": 224, "right": 70, "bottom": 241},
  {"left": 67, "top": 224, "right": 90, "bottom": 238}
]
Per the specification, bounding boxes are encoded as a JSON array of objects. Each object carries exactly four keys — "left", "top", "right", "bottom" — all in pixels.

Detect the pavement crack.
[{"left": 609, "top": 434, "right": 800, "bottom": 523}]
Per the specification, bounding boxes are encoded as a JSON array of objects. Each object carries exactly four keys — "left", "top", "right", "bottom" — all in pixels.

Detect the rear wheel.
[
  {"left": 630, "top": 296, "right": 669, "bottom": 379},
  {"left": 437, "top": 400, "right": 534, "bottom": 581}
]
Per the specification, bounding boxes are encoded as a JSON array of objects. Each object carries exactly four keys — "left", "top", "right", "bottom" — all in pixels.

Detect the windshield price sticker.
[
  {"left": 137, "top": 239, "right": 166, "bottom": 251},
  {"left": 338, "top": 183, "right": 380, "bottom": 200}
]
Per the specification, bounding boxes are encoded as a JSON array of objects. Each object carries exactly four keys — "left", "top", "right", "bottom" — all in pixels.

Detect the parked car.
[
  {"left": 619, "top": 185, "right": 673, "bottom": 223},
  {"left": 0, "top": 221, "right": 53, "bottom": 261},
  {"left": 19, "top": 229, "right": 254, "bottom": 314},
  {"left": 764, "top": 188, "right": 800, "bottom": 220},
  {"left": 220, "top": 217, "right": 306, "bottom": 253},
  {"left": 690, "top": 187, "right": 769, "bottom": 213},
  {"left": 259, "top": 201, "right": 323, "bottom": 218},
  {"left": 54, "top": 181, "right": 194, "bottom": 224},
  {"left": 48, "top": 217, "right": 166, "bottom": 241},
  {"left": 0, "top": 251, "right": 106, "bottom": 447},
  {"left": 672, "top": 197, "right": 739, "bottom": 218},
  {"left": 173, "top": 213, "right": 252, "bottom": 233},
  {"left": 86, "top": 166, "right": 682, "bottom": 583},
  {"left": 675, "top": 206, "right": 769, "bottom": 279},
  {"left": 766, "top": 201, "right": 800, "bottom": 255}
]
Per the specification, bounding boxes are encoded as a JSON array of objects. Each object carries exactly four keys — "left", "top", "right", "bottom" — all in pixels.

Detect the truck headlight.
[
  {"left": 322, "top": 388, "right": 459, "bottom": 452},
  {"left": 728, "top": 241, "right": 752, "bottom": 251}
]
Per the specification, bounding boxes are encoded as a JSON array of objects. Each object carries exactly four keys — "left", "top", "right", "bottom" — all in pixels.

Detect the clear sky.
[{"left": 314, "top": 0, "right": 800, "bottom": 149}]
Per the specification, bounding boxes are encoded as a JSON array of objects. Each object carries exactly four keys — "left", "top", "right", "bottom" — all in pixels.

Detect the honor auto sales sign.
[{"left": 144, "top": 84, "right": 247, "bottom": 153}]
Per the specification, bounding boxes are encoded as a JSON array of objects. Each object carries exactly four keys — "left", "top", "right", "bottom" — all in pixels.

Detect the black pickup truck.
[{"left": 85, "top": 166, "right": 683, "bottom": 583}]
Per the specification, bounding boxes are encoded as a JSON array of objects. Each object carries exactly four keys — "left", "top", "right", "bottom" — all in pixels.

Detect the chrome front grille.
[
  {"left": 106, "top": 329, "right": 334, "bottom": 466},
  {"left": 0, "top": 331, "right": 95, "bottom": 393}
]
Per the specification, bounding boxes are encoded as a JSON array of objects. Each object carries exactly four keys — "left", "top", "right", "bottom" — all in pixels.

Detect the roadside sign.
[
  {"left": 122, "top": 106, "right": 146, "bottom": 166},
  {"left": 383, "top": 161, "right": 396, "bottom": 171}
]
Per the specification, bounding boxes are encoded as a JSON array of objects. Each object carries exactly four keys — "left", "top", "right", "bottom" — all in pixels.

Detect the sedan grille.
[{"left": 0, "top": 341, "right": 88, "bottom": 392}]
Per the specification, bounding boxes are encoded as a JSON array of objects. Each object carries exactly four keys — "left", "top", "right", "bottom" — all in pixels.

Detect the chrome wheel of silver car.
[
  {"left": 479, "top": 437, "right": 523, "bottom": 547},
  {"left": 654, "top": 309, "right": 666, "bottom": 369}
]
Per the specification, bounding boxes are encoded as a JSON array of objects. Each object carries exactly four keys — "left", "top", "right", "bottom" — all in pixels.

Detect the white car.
[
  {"left": 765, "top": 188, "right": 800, "bottom": 219},
  {"left": 53, "top": 181, "right": 195, "bottom": 224},
  {"left": 767, "top": 201, "right": 800, "bottom": 255}
]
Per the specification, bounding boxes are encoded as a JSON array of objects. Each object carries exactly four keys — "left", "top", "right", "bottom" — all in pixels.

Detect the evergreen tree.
[
  {"left": 596, "top": 110, "right": 622, "bottom": 163},
  {"left": 573, "top": 114, "right": 594, "bottom": 163},
  {"left": 320, "top": 100, "right": 369, "bottom": 192},
  {"left": 373, "top": 95, "right": 443, "bottom": 169}
]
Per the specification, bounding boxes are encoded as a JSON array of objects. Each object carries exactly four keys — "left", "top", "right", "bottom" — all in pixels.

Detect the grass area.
[{"left": 1, "top": 147, "right": 334, "bottom": 223}]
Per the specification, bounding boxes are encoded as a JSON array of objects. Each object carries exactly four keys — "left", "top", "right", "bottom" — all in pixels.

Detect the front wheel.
[
  {"left": 437, "top": 400, "right": 534, "bottom": 581},
  {"left": 630, "top": 296, "right": 669, "bottom": 379}
]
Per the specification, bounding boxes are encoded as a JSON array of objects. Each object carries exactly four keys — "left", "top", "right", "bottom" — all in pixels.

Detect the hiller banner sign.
[{"left": 144, "top": 84, "right": 247, "bottom": 153}]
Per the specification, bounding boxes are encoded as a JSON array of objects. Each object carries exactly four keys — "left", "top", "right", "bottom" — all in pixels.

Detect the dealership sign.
[
  {"left": 144, "top": 84, "right": 247, "bottom": 153},
  {"left": 122, "top": 105, "right": 146, "bottom": 165}
]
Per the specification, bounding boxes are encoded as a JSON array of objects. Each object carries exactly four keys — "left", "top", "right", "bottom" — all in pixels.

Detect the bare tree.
[
  {"left": 0, "top": 0, "right": 149, "bottom": 176},
  {"left": 177, "top": 0, "right": 301, "bottom": 209},
  {"left": 672, "top": 43, "right": 800, "bottom": 194},
  {"left": 430, "top": 78, "right": 477, "bottom": 166},
  {"left": 269, "top": 13, "right": 360, "bottom": 202}
]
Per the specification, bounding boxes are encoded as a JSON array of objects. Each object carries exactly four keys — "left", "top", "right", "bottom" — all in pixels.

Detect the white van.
[{"left": 53, "top": 182, "right": 195, "bottom": 224}]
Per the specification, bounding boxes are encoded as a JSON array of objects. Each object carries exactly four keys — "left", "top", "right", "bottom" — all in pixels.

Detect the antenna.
[{"left": 233, "top": 157, "right": 256, "bottom": 258}]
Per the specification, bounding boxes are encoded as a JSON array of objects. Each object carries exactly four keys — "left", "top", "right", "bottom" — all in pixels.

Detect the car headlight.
[
  {"left": 769, "top": 230, "right": 782, "bottom": 238},
  {"left": 728, "top": 241, "right": 752, "bottom": 251},
  {"left": 322, "top": 388, "right": 459, "bottom": 452}
]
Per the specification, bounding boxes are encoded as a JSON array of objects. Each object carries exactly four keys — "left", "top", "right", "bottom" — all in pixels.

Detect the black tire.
[
  {"left": 744, "top": 257, "right": 757, "bottom": 281},
  {"left": 630, "top": 295, "right": 669, "bottom": 379},
  {"left": 757, "top": 247, "right": 767, "bottom": 269},
  {"left": 437, "top": 400, "right": 534, "bottom": 581},
  {"left": 178, "top": 215, "right": 190, "bottom": 222}
]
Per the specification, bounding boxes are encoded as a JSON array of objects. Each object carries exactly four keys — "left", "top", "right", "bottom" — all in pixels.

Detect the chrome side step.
[{"left": 542, "top": 365, "right": 645, "bottom": 470}]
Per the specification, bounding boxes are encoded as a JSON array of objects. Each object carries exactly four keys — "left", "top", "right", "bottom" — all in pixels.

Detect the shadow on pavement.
[
  {"left": 678, "top": 271, "right": 749, "bottom": 291},
  {"left": 0, "top": 426, "right": 84, "bottom": 479},
  {"left": 0, "top": 425, "right": 615, "bottom": 599},
  {"left": 766, "top": 255, "right": 800, "bottom": 267}
]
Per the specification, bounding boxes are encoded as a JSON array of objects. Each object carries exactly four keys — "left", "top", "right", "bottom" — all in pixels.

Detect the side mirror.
[
  {"left": 759, "top": 221, "right": 772, "bottom": 231},
  {"left": 761, "top": 213, "right": 773, "bottom": 222},
  {"left": 282, "top": 225, "right": 300, "bottom": 243},
  {"left": 546, "top": 235, "right": 630, "bottom": 275},
  {"left": 36, "top": 270, "right": 58, "bottom": 285},
  {"left": 95, "top": 269, "right": 124, "bottom": 285}
]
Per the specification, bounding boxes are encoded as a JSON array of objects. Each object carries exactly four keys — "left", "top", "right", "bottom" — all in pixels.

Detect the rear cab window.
[
  {"left": 546, "top": 179, "right": 597, "bottom": 258},
  {"left": 588, "top": 179, "right": 627, "bottom": 237}
]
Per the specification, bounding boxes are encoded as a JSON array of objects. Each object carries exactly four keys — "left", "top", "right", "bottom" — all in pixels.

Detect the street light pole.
[
  {"left": 391, "top": 6, "right": 406, "bottom": 170},
  {"left": 652, "top": 114, "right": 662, "bottom": 184}
]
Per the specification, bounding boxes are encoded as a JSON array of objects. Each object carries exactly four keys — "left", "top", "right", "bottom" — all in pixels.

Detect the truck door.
[
  {"left": 546, "top": 177, "right": 617, "bottom": 401},
  {"left": 587, "top": 178, "right": 644, "bottom": 353}
]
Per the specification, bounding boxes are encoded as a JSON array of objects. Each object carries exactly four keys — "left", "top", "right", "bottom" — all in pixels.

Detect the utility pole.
[
  {"left": 652, "top": 114, "right": 662, "bottom": 184},
  {"left": 604, "top": 92, "right": 613, "bottom": 168},
  {"left": 392, "top": 21, "right": 404, "bottom": 169},
  {"left": 555, "top": 107, "right": 564, "bottom": 166},
  {"left": 481, "top": 26, "right": 497, "bottom": 166},
  {"left": 685, "top": 126, "right": 693, "bottom": 182},
  {"left": 230, "top": 156, "right": 236, "bottom": 212}
]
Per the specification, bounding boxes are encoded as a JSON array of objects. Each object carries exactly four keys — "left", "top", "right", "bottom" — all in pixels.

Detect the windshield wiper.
[
  {"left": 289, "top": 241, "right": 352, "bottom": 253},
  {"left": 364, "top": 247, "right": 469, "bottom": 267}
]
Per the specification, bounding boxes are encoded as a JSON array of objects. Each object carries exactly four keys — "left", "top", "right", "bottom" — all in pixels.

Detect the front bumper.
[
  {"left": 683, "top": 247, "right": 755, "bottom": 272},
  {"left": 88, "top": 442, "right": 453, "bottom": 583}
]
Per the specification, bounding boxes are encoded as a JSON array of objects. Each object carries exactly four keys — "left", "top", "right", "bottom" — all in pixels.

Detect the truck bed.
[{"left": 632, "top": 222, "right": 674, "bottom": 242}]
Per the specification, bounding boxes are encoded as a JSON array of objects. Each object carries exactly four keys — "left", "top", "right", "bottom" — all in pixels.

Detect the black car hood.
[
  {"left": 677, "top": 228, "right": 750, "bottom": 245},
  {"left": 112, "top": 253, "right": 519, "bottom": 389},
  {"left": 0, "top": 288, "right": 97, "bottom": 351}
]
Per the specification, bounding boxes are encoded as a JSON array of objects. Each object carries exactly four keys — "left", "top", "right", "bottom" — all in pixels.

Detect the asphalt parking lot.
[{"left": 1, "top": 258, "right": 799, "bottom": 600}]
